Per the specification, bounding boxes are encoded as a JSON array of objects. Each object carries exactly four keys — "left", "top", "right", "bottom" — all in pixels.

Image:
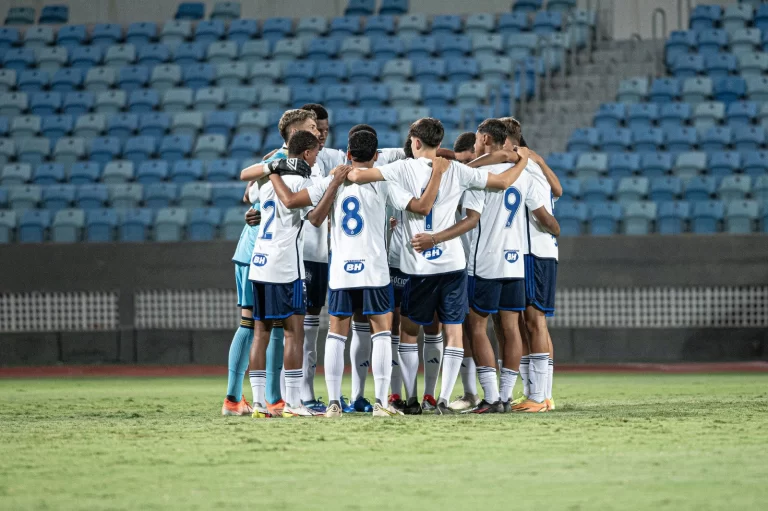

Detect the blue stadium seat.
[
  {"left": 17, "top": 70, "right": 50, "bottom": 93},
  {"left": 262, "top": 18, "right": 294, "bottom": 44},
  {"left": 512, "top": 0, "right": 543, "bottom": 14},
  {"left": 608, "top": 153, "right": 640, "bottom": 179},
  {"left": 183, "top": 64, "right": 215, "bottom": 90},
  {"left": 18, "top": 210, "right": 50, "bottom": 243},
  {"left": 622, "top": 201, "right": 657, "bottom": 235},
  {"left": 161, "top": 88, "right": 193, "bottom": 112},
  {"left": 747, "top": 75, "right": 768, "bottom": 102},
  {"left": 179, "top": 182, "right": 211, "bottom": 208},
  {"left": 685, "top": 175, "right": 717, "bottom": 201},
  {"left": 126, "top": 22, "right": 158, "bottom": 46},
  {"left": 137, "top": 161, "right": 170, "bottom": 186},
  {"left": 158, "top": 135, "right": 193, "bottom": 161},
  {"left": 85, "top": 208, "right": 119, "bottom": 241},
  {"left": 632, "top": 127, "right": 664, "bottom": 153},
  {"left": 304, "top": 37, "right": 336, "bottom": 61},
  {"left": 709, "top": 151, "right": 741, "bottom": 177},
  {"left": 229, "top": 133, "right": 263, "bottom": 159},
  {"left": 556, "top": 202, "right": 587, "bottom": 236},
  {"left": 649, "top": 77, "right": 680, "bottom": 103},
  {"left": 226, "top": 19, "right": 258, "bottom": 43},
  {"left": 339, "top": 36, "right": 371, "bottom": 60},
  {"left": 366, "top": 107, "right": 398, "bottom": 132},
  {"left": 203, "top": 111, "right": 236, "bottom": 137},
  {"left": 743, "top": 150, "right": 768, "bottom": 178},
  {"left": 236, "top": 110, "right": 268, "bottom": 134},
  {"left": 194, "top": 134, "right": 227, "bottom": 160},
  {"left": 422, "top": 83, "right": 453, "bottom": 107},
  {"left": 362, "top": 14, "right": 394, "bottom": 39},
  {"left": 195, "top": 87, "right": 225, "bottom": 111},
  {"left": 284, "top": 61, "right": 316, "bottom": 86},
  {"left": 296, "top": 17, "right": 328, "bottom": 40},
  {"left": 738, "top": 51, "right": 768, "bottom": 80},
  {"left": 211, "top": 2, "right": 241, "bottom": 22},
  {"left": 94, "top": 90, "right": 126, "bottom": 114},
  {"left": 37, "top": 47, "right": 69, "bottom": 73},
  {"left": 71, "top": 47, "right": 104, "bottom": 71},
  {"left": 0, "top": 28, "right": 20, "bottom": 49},
  {"left": 593, "top": 103, "right": 627, "bottom": 130},
  {"left": 497, "top": 12, "right": 529, "bottom": 35},
  {"left": 170, "top": 159, "right": 204, "bottom": 183},
  {"left": 691, "top": 200, "right": 724, "bottom": 233},
  {"left": 110, "top": 183, "right": 143, "bottom": 209},
  {"left": 397, "top": 14, "right": 428, "bottom": 39},
  {"left": 102, "top": 161, "right": 134, "bottom": 183},
  {"left": 431, "top": 15, "right": 462, "bottom": 37},
  {"left": 731, "top": 28, "right": 761, "bottom": 55},
  {"left": 325, "top": 85, "right": 357, "bottom": 108},
  {"left": 248, "top": 61, "right": 281, "bottom": 86},
  {"left": 264, "top": 131, "right": 285, "bottom": 151},
  {"left": 104, "top": 44, "right": 137, "bottom": 69},
  {"left": 17, "top": 138, "right": 50, "bottom": 166},
  {"left": 690, "top": 5, "right": 722, "bottom": 31},
  {"left": 616, "top": 76, "right": 650, "bottom": 103},
  {"left": 682, "top": 76, "right": 713, "bottom": 103},
  {"left": 136, "top": 113, "right": 168, "bottom": 139},
  {"left": 411, "top": 58, "right": 446, "bottom": 84},
  {"left": 446, "top": 58, "right": 479, "bottom": 83},
  {"left": 567, "top": 128, "right": 599, "bottom": 152},
  {"left": 154, "top": 207, "right": 188, "bottom": 241},
  {"left": 106, "top": 113, "right": 138, "bottom": 140},
  {"left": 722, "top": 4, "right": 753, "bottom": 33},
  {"left": 120, "top": 208, "right": 153, "bottom": 241},
  {"left": 598, "top": 128, "right": 631, "bottom": 153},
  {"left": 51, "top": 208, "right": 85, "bottom": 243},
  {"left": 582, "top": 177, "right": 614, "bottom": 202},
  {"left": 23, "top": 26, "right": 54, "bottom": 49},
  {"left": 657, "top": 201, "right": 690, "bottom": 234},
  {"left": 692, "top": 101, "right": 725, "bottom": 131},
  {"left": 1, "top": 163, "right": 31, "bottom": 186},
  {"left": 123, "top": 136, "right": 157, "bottom": 164},
  {"left": 0, "top": 70, "right": 15, "bottom": 92},
  {"left": 755, "top": 174, "right": 768, "bottom": 202},
  {"left": 672, "top": 54, "right": 704, "bottom": 78},
  {"left": 697, "top": 29, "right": 728, "bottom": 56},
  {"left": 358, "top": 84, "right": 389, "bottom": 107},
  {"left": 175, "top": 3, "right": 204, "bottom": 21},
  {"left": 329, "top": 16, "right": 362, "bottom": 39},
  {"left": 116, "top": 65, "right": 148, "bottom": 92},
  {"left": 547, "top": 152, "right": 576, "bottom": 175},
  {"left": 50, "top": 68, "right": 84, "bottom": 94},
  {"left": 207, "top": 41, "right": 238, "bottom": 64},
  {"left": 215, "top": 62, "right": 248, "bottom": 87},
  {"left": 53, "top": 136, "right": 86, "bottom": 165},
  {"left": 713, "top": 76, "right": 746, "bottom": 104},
  {"left": 641, "top": 152, "right": 673, "bottom": 177},
  {"left": 76, "top": 184, "right": 109, "bottom": 209},
  {"left": 137, "top": 44, "right": 170, "bottom": 67},
  {"left": 704, "top": 52, "right": 737, "bottom": 79},
  {"left": 2, "top": 48, "right": 35, "bottom": 71},
  {"left": 664, "top": 126, "right": 697, "bottom": 152},
  {"left": 588, "top": 202, "right": 622, "bottom": 235},
  {"left": 1, "top": 91, "right": 29, "bottom": 117},
  {"left": 659, "top": 102, "right": 692, "bottom": 129},
  {"left": 315, "top": 60, "right": 347, "bottom": 84},
  {"left": 665, "top": 30, "right": 697, "bottom": 65},
  {"left": 195, "top": 20, "right": 225, "bottom": 44},
  {"left": 84, "top": 67, "right": 116, "bottom": 92},
  {"left": 291, "top": 85, "right": 325, "bottom": 108},
  {"left": 532, "top": 11, "right": 563, "bottom": 34},
  {"left": 88, "top": 136, "right": 121, "bottom": 165},
  {"left": 347, "top": 59, "right": 381, "bottom": 84},
  {"left": 725, "top": 199, "right": 759, "bottom": 234},
  {"left": 382, "top": 58, "right": 411, "bottom": 82},
  {"left": 33, "top": 163, "right": 65, "bottom": 185},
  {"left": 186, "top": 207, "right": 221, "bottom": 240},
  {"left": 0, "top": 139, "right": 16, "bottom": 167},
  {"left": 62, "top": 92, "right": 94, "bottom": 116},
  {"left": 69, "top": 162, "right": 101, "bottom": 185},
  {"left": 559, "top": 177, "right": 581, "bottom": 202},
  {"left": 8, "top": 184, "right": 42, "bottom": 211},
  {"left": 144, "top": 182, "right": 177, "bottom": 209},
  {"left": 259, "top": 86, "right": 290, "bottom": 110},
  {"left": 718, "top": 174, "right": 751, "bottom": 201},
  {"left": 700, "top": 126, "right": 732, "bottom": 151},
  {"left": 379, "top": 0, "right": 409, "bottom": 15},
  {"left": 172, "top": 42, "right": 205, "bottom": 66},
  {"left": 675, "top": 152, "right": 708, "bottom": 179},
  {"left": 727, "top": 100, "right": 758, "bottom": 126},
  {"left": 616, "top": 176, "right": 649, "bottom": 203},
  {"left": 733, "top": 125, "right": 765, "bottom": 151},
  {"left": 650, "top": 176, "right": 683, "bottom": 202},
  {"left": 0, "top": 209, "right": 16, "bottom": 242},
  {"left": 206, "top": 159, "right": 238, "bottom": 182}
]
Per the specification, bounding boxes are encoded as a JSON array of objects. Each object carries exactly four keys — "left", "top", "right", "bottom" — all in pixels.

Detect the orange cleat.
[
  {"left": 545, "top": 398, "right": 556, "bottom": 411},
  {"left": 222, "top": 396, "right": 252, "bottom": 416},
  {"left": 239, "top": 396, "right": 254, "bottom": 415},
  {"left": 511, "top": 399, "right": 548, "bottom": 413},
  {"left": 266, "top": 399, "right": 285, "bottom": 417}
]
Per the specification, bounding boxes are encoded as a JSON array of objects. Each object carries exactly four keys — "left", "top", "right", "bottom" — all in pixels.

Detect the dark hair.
[
  {"left": 348, "top": 130, "right": 378, "bottom": 163},
  {"left": 477, "top": 119, "right": 508, "bottom": 146},
  {"left": 408, "top": 117, "right": 443, "bottom": 148},
  {"left": 403, "top": 136, "right": 413, "bottom": 158},
  {"left": 519, "top": 135, "right": 528, "bottom": 148},
  {"left": 287, "top": 130, "right": 320, "bottom": 157},
  {"left": 498, "top": 117, "right": 522, "bottom": 145},
  {"left": 301, "top": 103, "right": 329, "bottom": 121},
  {"left": 453, "top": 132, "right": 476, "bottom": 153},
  {"left": 349, "top": 123, "right": 377, "bottom": 137}
]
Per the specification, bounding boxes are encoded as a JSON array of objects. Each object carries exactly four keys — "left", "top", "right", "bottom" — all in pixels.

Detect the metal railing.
[
  {"left": 652, "top": 8, "right": 668, "bottom": 77},
  {"left": 677, "top": 0, "right": 694, "bottom": 30}
]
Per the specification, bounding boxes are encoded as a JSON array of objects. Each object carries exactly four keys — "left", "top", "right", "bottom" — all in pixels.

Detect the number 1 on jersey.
[
  {"left": 421, "top": 187, "right": 436, "bottom": 231},
  {"left": 260, "top": 200, "right": 275, "bottom": 239},
  {"left": 504, "top": 187, "right": 521, "bottom": 228}
]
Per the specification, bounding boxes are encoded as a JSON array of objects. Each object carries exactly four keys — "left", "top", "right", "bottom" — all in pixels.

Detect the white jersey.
[
  {"left": 378, "top": 158, "right": 489, "bottom": 276},
  {"left": 248, "top": 175, "right": 312, "bottom": 284},
  {"left": 388, "top": 207, "right": 405, "bottom": 268},
  {"left": 525, "top": 161, "right": 559, "bottom": 260},
  {"left": 318, "top": 147, "right": 407, "bottom": 170},
  {"left": 464, "top": 164, "right": 547, "bottom": 279},
  {"left": 309, "top": 174, "right": 413, "bottom": 289},
  {"left": 302, "top": 161, "right": 329, "bottom": 264},
  {"left": 456, "top": 203, "right": 471, "bottom": 262}
]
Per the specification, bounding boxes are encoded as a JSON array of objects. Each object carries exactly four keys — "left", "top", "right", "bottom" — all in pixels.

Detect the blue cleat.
[
  {"left": 302, "top": 397, "right": 327, "bottom": 414},
  {"left": 352, "top": 397, "right": 373, "bottom": 413},
  {"left": 341, "top": 396, "right": 355, "bottom": 413}
]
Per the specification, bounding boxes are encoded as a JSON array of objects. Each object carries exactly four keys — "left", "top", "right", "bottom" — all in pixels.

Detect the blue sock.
[
  {"left": 226, "top": 317, "right": 254, "bottom": 401},
  {"left": 266, "top": 326, "right": 285, "bottom": 404}
]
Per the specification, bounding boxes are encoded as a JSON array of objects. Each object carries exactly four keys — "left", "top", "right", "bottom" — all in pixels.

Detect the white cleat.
[
  {"left": 282, "top": 403, "right": 321, "bottom": 417},
  {"left": 251, "top": 402, "right": 270, "bottom": 419},
  {"left": 325, "top": 403, "right": 342, "bottom": 418},
  {"left": 373, "top": 402, "right": 404, "bottom": 417},
  {"left": 449, "top": 393, "right": 481, "bottom": 411}
]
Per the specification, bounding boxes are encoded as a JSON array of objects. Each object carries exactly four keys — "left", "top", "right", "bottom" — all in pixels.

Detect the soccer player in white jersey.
[
  {"left": 266, "top": 130, "right": 446, "bottom": 417},
  {"left": 245, "top": 131, "right": 348, "bottom": 417},
  {"left": 461, "top": 120, "right": 560, "bottom": 413},
  {"left": 346, "top": 117, "right": 530, "bottom": 415}
]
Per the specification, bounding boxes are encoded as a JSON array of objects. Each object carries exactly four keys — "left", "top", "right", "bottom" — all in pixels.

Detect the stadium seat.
[
  {"left": 191, "top": 20, "right": 223, "bottom": 45},
  {"left": 91, "top": 23, "right": 123, "bottom": 47},
  {"left": 0, "top": 92, "right": 28, "bottom": 117},
  {"left": 195, "top": 87, "right": 225, "bottom": 111},
  {"left": 143, "top": 181, "right": 176, "bottom": 207},
  {"left": 617, "top": 77, "right": 650, "bottom": 103},
  {"left": 682, "top": 77, "right": 712, "bottom": 104},
  {"left": 33, "top": 163, "right": 65, "bottom": 185},
  {"left": 154, "top": 207, "right": 188, "bottom": 241},
  {"left": 665, "top": 30, "right": 697, "bottom": 65},
  {"left": 593, "top": 103, "right": 627, "bottom": 130},
  {"left": 207, "top": 41, "right": 238, "bottom": 64},
  {"left": 235, "top": 110, "right": 268, "bottom": 135},
  {"left": 84, "top": 67, "right": 116, "bottom": 93},
  {"left": 366, "top": 107, "right": 397, "bottom": 132},
  {"left": 379, "top": 0, "right": 409, "bottom": 15},
  {"left": 329, "top": 16, "right": 362, "bottom": 39},
  {"left": 747, "top": 75, "right": 768, "bottom": 102},
  {"left": 658, "top": 102, "right": 691, "bottom": 130},
  {"left": 709, "top": 151, "right": 741, "bottom": 178},
  {"left": 504, "top": 33, "right": 538, "bottom": 63},
  {"left": 388, "top": 83, "right": 420, "bottom": 107},
  {"left": 340, "top": 37, "right": 371, "bottom": 60},
  {"left": 51, "top": 68, "right": 85, "bottom": 93},
  {"left": 498, "top": 12, "right": 529, "bottom": 34},
  {"left": 69, "top": 162, "right": 101, "bottom": 185},
  {"left": 685, "top": 175, "right": 717, "bottom": 202},
  {"left": 713, "top": 76, "right": 746, "bottom": 104},
  {"left": 737, "top": 52, "right": 768, "bottom": 80},
  {"left": 37, "top": 47, "right": 69, "bottom": 73},
  {"left": 567, "top": 128, "right": 599, "bottom": 152},
  {"left": 215, "top": 62, "right": 248, "bottom": 87},
  {"left": 672, "top": 54, "right": 704, "bottom": 79},
  {"left": 101, "top": 161, "right": 134, "bottom": 183},
  {"left": 172, "top": 42, "right": 205, "bottom": 66},
  {"left": 62, "top": 92, "right": 94, "bottom": 116},
  {"left": 622, "top": 201, "right": 657, "bottom": 235},
  {"left": 123, "top": 136, "right": 157, "bottom": 165},
  {"left": 697, "top": 29, "right": 728, "bottom": 56},
  {"left": 3, "top": 48, "right": 35, "bottom": 71},
  {"left": 325, "top": 85, "right": 357, "bottom": 108},
  {"left": 183, "top": 64, "right": 214, "bottom": 90},
  {"left": 296, "top": 16, "right": 328, "bottom": 40},
  {"left": 692, "top": 101, "right": 725, "bottom": 131},
  {"left": 346, "top": 60, "right": 380, "bottom": 84},
  {"left": 675, "top": 151, "right": 708, "bottom": 179},
  {"left": 411, "top": 58, "right": 446, "bottom": 84},
  {"left": 264, "top": 132, "right": 285, "bottom": 152},
  {"left": 136, "top": 44, "right": 170, "bottom": 68},
  {"left": 109, "top": 183, "right": 143, "bottom": 208},
  {"left": 650, "top": 176, "right": 683, "bottom": 202},
  {"left": 94, "top": 90, "right": 127, "bottom": 114},
  {"left": 718, "top": 174, "right": 752, "bottom": 201},
  {"left": 229, "top": 133, "right": 263, "bottom": 159},
  {"left": 159, "top": 88, "right": 191, "bottom": 113},
  {"left": 162, "top": 19, "right": 193, "bottom": 44},
  {"left": 598, "top": 128, "right": 632, "bottom": 153},
  {"left": 724, "top": 199, "right": 759, "bottom": 233},
  {"left": 104, "top": 44, "right": 137, "bottom": 69},
  {"left": 316, "top": 60, "right": 347, "bottom": 85},
  {"left": 559, "top": 177, "right": 581, "bottom": 202},
  {"left": 106, "top": 113, "right": 139, "bottom": 140},
  {"left": 0, "top": 27, "right": 20, "bottom": 48},
  {"left": 632, "top": 127, "right": 664, "bottom": 153},
  {"left": 291, "top": 85, "right": 323, "bottom": 108},
  {"left": 18, "top": 209, "right": 50, "bottom": 243},
  {"left": 733, "top": 125, "right": 765, "bottom": 151},
  {"left": 274, "top": 39, "right": 306, "bottom": 61},
  {"left": 73, "top": 113, "right": 106, "bottom": 138},
  {"left": 226, "top": 19, "right": 258, "bottom": 43},
  {"left": 259, "top": 86, "right": 290, "bottom": 110},
  {"left": 193, "top": 135, "right": 226, "bottom": 161},
  {"left": 57, "top": 24, "right": 88, "bottom": 48},
  {"left": 17, "top": 70, "right": 50, "bottom": 94},
  {"left": 704, "top": 52, "right": 737, "bottom": 79},
  {"left": 10, "top": 115, "right": 41, "bottom": 138},
  {"left": 397, "top": 14, "right": 428, "bottom": 39},
  {"left": 700, "top": 126, "right": 732, "bottom": 151},
  {"left": 430, "top": 15, "right": 462, "bottom": 38},
  {"left": 0, "top": 209, "right": 16, "bottom": 242},
  {"left": 657, "top": 200, "right": 690, "bottom": 234},
  {"left": 211, "top": 183, "right": 244, "bottom": 208},
  {"left": 53, "top": 137, "right": 86, "bottom": 165},
  {"left": 581, "top": 176, "right": 614, "bottom": 202},
  {"left": 70, "top": 46, "right": 104, "bottom": 69},
  {"left": 545, "top": 153, "right": 576, "bottom": 175},
  {"left": 187, "top": 207, "right": 222, "bottom": 240},
  {"left": 727, "top": 100, "right": 758, "bottom": 126},
  {"left": 446, "top": 58, "right": 479, "bottom": 83},
  {"left": 8, "top": 184, "right": 41, "bottom": 211},
  {"left": 0, "top": 139, "right": 16, "bottom": 167},
  {"left": 607, "top": 153, "right": 640, "bottom": 179},
  {"left": 640, "top": 152, "right": 673, "bottom": 177},
  {"left": 555, "top": 201, "right": 587, "bottom": 236},
  {"left": 206, "top": 159, "right": 238, "bottom": 182},
  {"left": 203, "top": 111, "right": 236, "bottom": 138},
  {"left": 84, "top": 208, "right": 119, "bottom": 242},
  {"left": 455, "top": 81, "right": 487, "bottom": 108},
  {"left": 663, "top": 126, "right": 697, "bottom": 152},
  {"left": 51, "top": 208, "right": 85, "bottom": 243},
  {"left": 179, "top": 182, "right": 212, "bottom": 208},
  {"left": 616, "top": 177, "right": 649, "bottom": 203},
  {"left": 126, "top": 22, "right": 158, "bottom": 46},
  {"left": 650, "top": 77, "right": 681, "bottom": 103},
  {"left": 732, "top": 28, "right": 761, "bottom": 56},
  {"left": 397, "top": 106, "right": 429, "bottom": 131},
  {"left": 0, "top": 70, "right": 16, "bottom": 92},
  {"left": 588, "top": 202, "right": 622, "bottom": 235},
  {"left": 743, "top": 150, "right": 768, "bottom": 178},
  {"left": 723, "top": 4, "right": 753, "bottom": 34},
  {"left": 576, "top": 152, "right": 609, "bottom": 179},
  {"left": 690, "top": 5, "right": 722, "bottom": 31},
  {"left": 755, "top": 174, "right": 768, "bottom": 201},
  {"left": 1, "top": 163, "right": 32, "bottom": 186},
  {"left": 17, "top": 137, "right": 50, "bottom": 166},
  {"left": 211, "top": 1, "right": 241, "bottom": 21},
  {"left": 76, "top": 183, "right": 109, "bottom": 210},
  {"left": 691, "top": 200, "right": 724, "bottom": 233},
  {"left": 221, "top": 206, "right": 247, "bottom": 240},
  {"left": 120, "top": 208, "right": 154, "bottom": 241},
  {"left": 358, "top": 84, "right": 389, "bottom": 107},
  {"left": 364, "top": 15, "right": 395, "bottom": 39}
]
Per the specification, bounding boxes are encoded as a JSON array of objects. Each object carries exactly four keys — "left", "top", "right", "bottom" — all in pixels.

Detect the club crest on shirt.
[
  {"left": 251, "top": 253, "right": 268, "bottom": 267},
  {"left": 504, "top": 250, "right": 519, "bottom": 263},
  {"left": 422, "top": 247, "right": 443, "bottom": 260},
  {"left": 344, "top": 260, "right": 365, "bottom": 274}
]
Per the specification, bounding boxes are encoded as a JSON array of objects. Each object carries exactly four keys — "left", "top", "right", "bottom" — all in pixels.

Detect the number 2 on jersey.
[
  {"left": 341, "top": 196, "right": 364, "bottom": 236},
  {"left": 260, "top": 200, "right": 275, "bottom": 240},
  {"left": 504, "top": 187, "right": 521, "bottom": 228}
]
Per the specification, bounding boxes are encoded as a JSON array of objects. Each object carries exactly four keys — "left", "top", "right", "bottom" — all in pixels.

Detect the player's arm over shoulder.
[
  {"left": 306, "top": 165, "right": 352, "bottom": 227},
  {"left": 269, "top": 173, "right": 313, "bottom": 209}
]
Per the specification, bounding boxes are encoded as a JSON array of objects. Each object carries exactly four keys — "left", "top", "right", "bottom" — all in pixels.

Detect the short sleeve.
[
  {"left": 379, "top": 148, "right": 407, "bottom": 164},
  {"left": 378, "top": 160, "right": 408, "bottom": 186},
  {"left": 525, "top": 179, "right": 548, "bottom": 211},
  {"left": 385, "top": 183, "right": 414, "bottom": 211},
  {"left": 461, "top": 189, "right": 485, "bottom": 214},
  {"left": 306, "top": 175, "right": 332, "bottom": 206},
  {"left": 247, "top": 181, "right": 259, "bottom": 204},
  {"left": 454, "top": 162, "right": 489, "bottom": 190}
]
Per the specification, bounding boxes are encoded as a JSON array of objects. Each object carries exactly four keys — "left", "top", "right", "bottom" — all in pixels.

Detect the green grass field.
[{"left": 1, "top": 373, "right": 767, "bottom": 510}]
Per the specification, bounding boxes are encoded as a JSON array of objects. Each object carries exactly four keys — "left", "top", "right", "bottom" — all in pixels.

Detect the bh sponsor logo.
[
  {"left": 504, "top": 250, "right": 519, "bottom": 263},
  {"left": 252, "top": 253, "right": 268, "bottom": 266},
  {"left": 422, "top": 247, "right": 443, "bottom": 260},
  {"left": 344, "top": 260, "right": 365, "bottom": 274}
]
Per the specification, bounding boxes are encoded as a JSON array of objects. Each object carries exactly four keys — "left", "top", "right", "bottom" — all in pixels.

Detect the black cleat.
[
  {"left": 402, "top": 398, "right": 423, "bottom": 415},
  {"left": 463, "top": 399, "right": 504, "bottom": 414},
  {"left": 435, "top": 402, "right": 455, "bottom": 415},
  {"left": 390, "top": 398, "right": 407, "bottom": 412},
  {"left": 501, "top": 400, "right": 512, "bottom": 413}
]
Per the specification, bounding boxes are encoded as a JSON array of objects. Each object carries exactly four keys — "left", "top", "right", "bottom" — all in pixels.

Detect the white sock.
[
  {"left": 350, "top": 321, "right": 371, "bottom": 400},
  {"left": 529, "top": 353, "right": 549, "bottom": 403},
  {"left": 248, "top": 369, "right": 266, "bottom": 406},
  {"left": 280, "top": 366, "right": 286, "bottom": 399},
  {"left": 422, "top": 332, "right": 443, "bottom": 398},
  {"left": 520, "top": 355, "right": 530, "bottom": 397},
  {"left": 438, "top": 347, "right": 464, "bottom": 406},
  {"left": 390, "top": 335, "right": 403, "bottom": 396},
  {"left": 284, "top": 369, "right": 303, "bottom": 408},
  {"left": 398, "top": 342, "right": 419, "bottom": 400},
  {"left": 499, "top": 367, "right": 519, "bottom": 402},
  {"left": 476, "top": 366, "right": 499, "bottom": 403},
  {"left": 324, "top": 333, "right": 346, "bottom": 403},
  {"left": 371, "top": 331, "right": 392, "bottom": 405},
  {"left": 460, "top": 356, "right": 477, "bottom": 396},
  {"left": 301, "top": 315, "right": 320, "bottom": 402},
  {"left": 547, "top": 358, "right": 554, "bottom": 400}
]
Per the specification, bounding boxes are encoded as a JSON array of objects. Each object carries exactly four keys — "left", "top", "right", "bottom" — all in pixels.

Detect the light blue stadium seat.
[
  {"left": 282, "top": 61, "right": 314, "bottom": 86},
  {"left": 680, "top": 77, "right": 712, "bottom": 104},
  {"left": 10, "top": 115, "right": 41, "bottom": 138},
  {"left": 207, "top": 159, "right": 238, "bottom": 181},
  {"left": 158, "top": 135, "right": 192, "bottom": 162},
  {"left": 213, "top": 62, "right": 247, "bottom": 87},
  {"left": 109, "top": 183, "right": 142, "bottom": 208},
  {"left": 84, "top": 208, "right": 119, "bottom": 241},
  {"left": 472, "top": 33, "right": 503, "bottom": 58},
  {"left": 381, "top": 58, "right": 411, "bottom": 81},
  {"left": 211, "top": 2, "right": 241, "bottom": 22},
  {"left": 207, "top": 41, "right": 238, "bottom": 64},
  {"left": 411, "top": 58, "right": 446, "bottom": 84},
  {"left": 329, "top": 16, "right": 362, "bottom": 39},
  {"left": 691, "top": 200, "right": 724, "bottom": 233},
  {"left": 89, "top": 137, "right": 122, "bottom": 165},
  {"left": 162, "top": 19, "right": 193, "bottom": 44},
  {"left": 36, "top": 47, "right": 69, "bottom": 73},
  {"left": 249, "top": 62, "right": 283, "bottom": 87},
  {"left": 397, "top": 14, "right": 428, "bottom": 39},
  {"left": 159, "top": 88, "right": 191, "bottom": 112},
  {"left": 325, "top": 85, "right": 357, "bottom": 108},
  {"left": 504, "top": 32, "right": 537, "bottom": 63},
  {"left": 18, "top": 209, "right": 50, "bottom": 243},
  {"left": 700, "top": 126, "right": 732, "bottom": 151},
  {"left": 588, "top": 202, "right": 622, "bottom": 235},
  {"left": 685, "top": 175, "right": 717, "bottom": 202},
  {"left": 657, "top": 200, "right": 690, "bottom": 234},
  {"left": 340, "top": 36, "right": 371, "bottom": 60},
  {"left": 650, "top": 176, "right": 683, "bottom": 202},
  {"left": 0, "top": 70, "right": 16, "bottom": 92},
  {"left": 226, "top": 19, "right": 258, "bottom": 43},
  {"left": 236, "top": 110, "right": 268, "bottom": 134},
  {"left": 202, "top": 111, "right": 236, "bottom": 137},
  {"left": 358, "top": 84, "right": 389, "bottom": 107},
  {"left": 238, "top": 40, "right": 270, "bottom": 65},
  {"left": 94, "top": 90, "right": 126, "bottom": 114},
  {"left": 274, "top": 39, "right": 306, "bottom": 61},
  {"left": 455, "top": 81, "right": 487, "bottom": 108},
  {"left": 444, "top": 58, "right": 478, "bottom": 83},
  {"left": 559, "top": 177, "right": 581, "bottom": 202},
  {"left": 9, "top": 184, "right": 41, "bottom": 211},
  {"left": 69, "top": 162, "right": 101, "bottom": 185},
  {"left": 737, "top": 51, "right": 768, "bottom": 82},
  {"left": 17, "top": 137, "right": 50, "bottom": 166},
  {"left": 167, "top": 159, "right": 202, "bottom": 183},
  {"left": 364, "top": 15, "right": 395, "bottom": 38},
  {"left": 179, "top": 182, "right": 212, "bottom": 208},
  {"left": 743, "top": 150, "right": 768, "bottom": 178},
  {"left": 51, "top": 208, "right": 85, "bottom": 243},
  {"left": 617, "top": 76, "right": 649, "bottom": 103},
  {"left": 650, "top": 77, "right": 681, "bottom": 103},
  {"left": 556, "top": 201, "right": 587, "bottom": 236},
  {"left": 733, "top": 125, "right": 765, "bottom": 151},
  {"left": 0, "top": 92, "right": 28, "bottom": 117},
  {"left": 194, "top": 20, "right": 225, "bottom": 44},
  {"left": 33, "top": 163, "right": 65, "bottom": 185},
  {"left": 719, "top": 174, "right": 752, "bottom": 201},
  {"left": 640, "top": 152, "right": 673, "bottom": 177},
  {"left": 84, "top": 67, "right": 116, "bottom": 93},
  {"left": 674, "top": 151, "right": 707, "bottom": 180},
  {"left": 104, "top": 44, "right": 137, "bottom": 69},
  {"left": 576, "top": 152, "right": 608, "bottom": 179},
  {"left": 747, "top": 76, "right": 768, "bottom": 103},
  {"left": 598, "top": 128, "right": 631, "bottom": 153},
  {"left": 727, "top": 100, "right": 758, "bottom": 126},
  {"left": 106, "top": 113, "right": 138, "bottom": 140},
  {"left": 478, "top": 55, "right": 512, "bottom": 84},
  {"left": 222, "top": 206, "right": 248, "bottom": 240},
  {"left": 144, "top": 181, "right": 176, "bottom": 207},
  {"left": 72, "top": 113, "right": 105, "bottom": 138},
  {"left": 608, "top": 153, "right": 640, "bottom": 179},
  {"left": 291, "top": 85, "right": 324, "bottom": 108},
  {"left": 632, "top": 127, "right": 664, "bottom": 153},
  {"left": 119, "top": 208, "right": 154, "bottom": 241},
  {"left": 0, "top": 117, "right": 7, "bottom": 137},
  {"left": 546, "top": 152, "right": 576, "bottom": 175},
  {"left": 396, "top": 106, "right": 429, "bottom": 131},
  {"left": 3, "top": 48, "right": 34, "bottom": 72},
  {"left": 331, "top": 108, "right": 361, "bottom": 133},
  {"left": 465, "top": 13, "right": 496, "bottom": 37},
  {"left": 259, "top": 86, "right": 290, "bottom": 110},
  {"left": 672, "top": 54, "right": 704, "bottom": 79},
  {"left": 194, "top": 87, "right": 225, "bottom": 111},
  {"left": 616, "top": 176, "right": 649, "bottom": 203},
  {"left": 347, "top": 60, "right": 381, "bottom": 85},
  {"left": 0, "top": 209, "right": 16, "bottom": 242},
  {"left": 193, "top": 135, "right": 226, "bottom": 161},
  {"left": 593, "top": 103, "right": 626, "bottom": 130},
  {"left": 622, "top": 201, "right": 657, "bottom": 235},
  {"left": 709, "top": 151, "right": 740, "bottom": 178},
  {"left": 582, "top": 176, "right": 614, "bottom": 203},
  {"left": 697, "top": 29, "right": 728, "bottom": 56},
  {"left": 692, "top": 101, "right": 725, "bottom": 132},
  {"left": 76, "top": 183, "right": 109, "bottom": 210},
  {"left": 0, "top": 138, "right": 16, "bottom": 166},
  {"left": 702, "top": 52, "right": 735, "bottom": 81},
  {"left": 124, "top": 136, "right": 158, "bottom": 165},
  {"left": 154, "top": 207, "right": 188, "bottom": 241},
  {"left": 422, "top": 83, "right": 453, "bottom": 107},
  {"left": 567, "top": 128, "right": 599, "bottom": 152},
  {"left": 658, "top": 102, "right": 691, "bottom": 130},
  {"left": 755, "top": 174, "right": 768, "bottom": 202},
  {"left": 230, "top": 133, "right": 263, "bottom": 159},
  {"left": 725, "top": 200, "right": 759, "bottom": 233},
  {"left": 731, "top": 28, "right": 761, "bottom": 56},
  {"left": 723, "top": 4, "right": 753, "bottom": 34},
  {"left": 296, "top": 16, "right": 328, "bottom": 40},
  {"left": 53, "top": 136, "right": 86, "bottom": 165},
  {"left": 187, "top": 207, "right": 221, "bottom": 240},
  {"left": 431, "top": 15, "right": 462, "bottom": 37},
  {"left": 1, "top": 163, "right": 31, "bottom": 186},
  {"left": 211, "top": 183, "right": 244, "bottom": 208}
]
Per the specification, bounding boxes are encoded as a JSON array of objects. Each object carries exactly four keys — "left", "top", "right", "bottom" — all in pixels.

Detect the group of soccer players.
[{"left": 221, "top": 102, "right": 563, "bottom": 418}]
